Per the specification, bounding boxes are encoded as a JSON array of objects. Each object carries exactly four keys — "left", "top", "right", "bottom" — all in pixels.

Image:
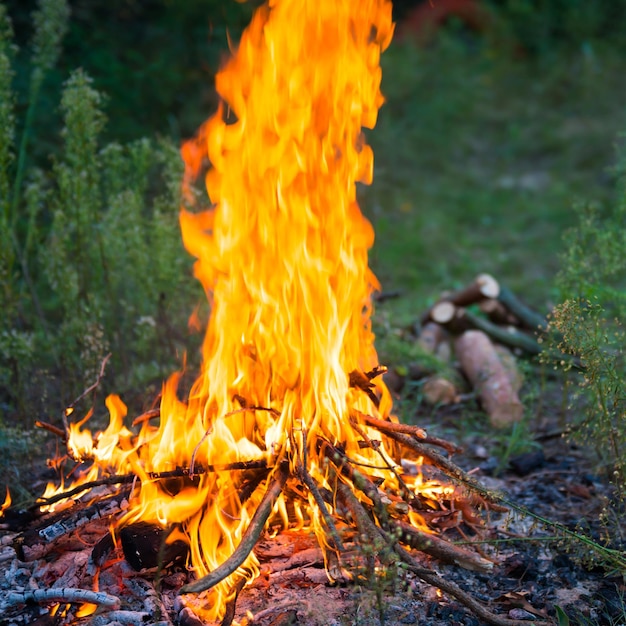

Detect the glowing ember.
[{"left": 37, "top": 0, "right": 456, "bottom": 621}]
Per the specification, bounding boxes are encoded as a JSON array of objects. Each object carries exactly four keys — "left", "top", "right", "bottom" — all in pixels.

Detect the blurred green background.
[{"left": 1, "top": 0, "right": 626, "bottom": 428}]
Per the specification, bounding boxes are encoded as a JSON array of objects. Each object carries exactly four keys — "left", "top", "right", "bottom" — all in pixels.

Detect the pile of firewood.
[{"left": 384, "top": 273, "right": 551, "bottom": 428}]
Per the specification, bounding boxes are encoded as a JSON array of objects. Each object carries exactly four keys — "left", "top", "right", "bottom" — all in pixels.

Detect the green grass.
[{"left": 362, "top": 36, "right": 626, "bottom": 332}]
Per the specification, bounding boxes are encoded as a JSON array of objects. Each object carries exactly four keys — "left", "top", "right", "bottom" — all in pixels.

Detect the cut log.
[
  {"left": 430, "top": 300, "right": 456, "bottom": 325},
  {"left": 445, "top": 273, "right": 500, "bottom": 307},
  {"left": 458, "top": 309, "right": 541, "bottom": 355},
  {"left": 494, "top": 344, "right": 523, "bottom": 393},
  {"left": 417, "top": 322, "right": 448, "bottom": 354},
  {"left": 454, "top": 330, "right": 524, "bottom": 428},
  {"left": 422, "top": 376, "right": 458, "bottom": 406},
  {"left": 479, "top": 298, "right": 519, "bottom": 327}
]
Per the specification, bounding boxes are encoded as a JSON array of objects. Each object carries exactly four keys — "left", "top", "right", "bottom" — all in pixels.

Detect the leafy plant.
[
  {"left": 0, "top": 0, "right": 198, "bottom": 422},
  {"left": 550, "top": 142, "right": 626, "bottom": 491}
]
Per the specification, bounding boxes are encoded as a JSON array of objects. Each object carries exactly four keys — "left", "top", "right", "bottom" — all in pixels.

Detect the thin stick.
[
  {"left": 34, "top": 420, "right": 67, "bottom": 441},
  {"left": 180, "top": 464, "right": 289, "bottom": 594},
  {"left": 6, "top": 588, "right": 120, "bottom": 609},
  {"left": 395, "top": 545, "right": 550, "bottom": 626},
  {"left": 358, "top": 412, "right": 462, "bottom": 454},
  {"left": 335, "top": 480, "right": 395, "bottom": 565},
  {"left": 62, "top": 353, "right": 112, "bottom": 433},
  {"left": 34, "top": 460, "right": 268, "bottom": 509},
  {"left": 372, "top": 427, "right": 482, "bottom": 492},
  {"left": 297, "top": 464, "right": 344, "bottom": 551},
  {"left": 322, "top": 441, "right": 390, "bottom": 528},
  {"left": 131, "top": 408, "right": 161, "bottom": 427},
  {"left": 390, "top": 519, "right": 492, "bottom": 573},
  {"left": 350, "top": 419, "right": 417, "bottom": 504}
]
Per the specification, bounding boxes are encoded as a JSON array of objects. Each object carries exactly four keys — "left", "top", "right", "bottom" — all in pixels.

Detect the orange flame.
[
  {"left": 0, "top": 487, "right": 10, "bottom": 517},
  {"left": 38, "top": 0, "right": 450, "bottom": 621}
]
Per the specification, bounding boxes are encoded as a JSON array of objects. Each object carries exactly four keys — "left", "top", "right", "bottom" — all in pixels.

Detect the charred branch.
[
  {"left": 5, "top": 587, "right": 120, "bottom": 609},
  {"left": 180, "top": 463, "right": 289, "bottom": 594}
]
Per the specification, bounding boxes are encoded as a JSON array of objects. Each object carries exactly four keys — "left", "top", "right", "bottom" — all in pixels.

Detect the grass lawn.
[{"left": 362, "top": 36, "right": 626, "bottom": 334}]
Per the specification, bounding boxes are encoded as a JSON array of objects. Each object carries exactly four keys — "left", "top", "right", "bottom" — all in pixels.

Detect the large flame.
[{"left": 37, "top": 0, "right": 452, "bottom": 621}]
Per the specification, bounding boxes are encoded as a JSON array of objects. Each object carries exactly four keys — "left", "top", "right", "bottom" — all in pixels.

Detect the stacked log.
[{"left": 408, "top": 273, "right": 550, "bottom": 427}]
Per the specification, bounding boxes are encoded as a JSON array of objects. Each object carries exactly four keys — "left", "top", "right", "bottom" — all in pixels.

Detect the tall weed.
[
  {"left": 0, "top": 0, "right": 197, "bottom": 421},
  {"left": 552, "top": 139, "right": 626, "bottom": 491}
]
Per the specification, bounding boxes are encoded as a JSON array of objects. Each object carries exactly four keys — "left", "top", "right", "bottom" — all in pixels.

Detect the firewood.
[
  {"left": 89, "top": 610, "right": 150, "bottom": 625},
  {"left": 18, "top": 490, "right": 130, "bottom": 561},
  {"left": 494, "top": 344, "right": 523, "bottom": 393},
  {"left": 120, "top": 521, "right": 189, "bottom": 571},
  {"left": 479, "top": 298, "right": 520, "bottom": 327},
  {"left": 497, "top": 284, "right": 548, "bottom": 332},
  {"left": 391, "top": 519, "right": 493, "bottom": 572},
  {"left": 445, "top": 272, "right": 500, "bottom": 307},
  {"left": 5, "top": 588, "right": 120, "bottom": 609},
  {"left": 296, "top": 464, "right": 344, "bottom": 551},
  {"left": 422, "top": 375, "right": 458, "bottom": 405},
  {"left": 454, "top": 330, "right": 524, "bottom": 427},
  {"left": 429, "top": 300, "right": 456, "bottom": 325},
  {"left": 394, "top": 546, "right": 551, "bottom": 626},
  {"left": 458, "top": 309, "right": 541, "bottom": 355},
  {"left": 180, "top": 463, "right": 289, "bottom": 594}
]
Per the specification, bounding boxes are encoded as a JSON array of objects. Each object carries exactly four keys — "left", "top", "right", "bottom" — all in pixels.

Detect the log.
[
  {"left": 458, "top": 309, "right": 541, "bottom": 355},
  {"left": 454, "top": 330, "right": 524, "bottom": 427},
  {"left": 422, "top": 376, "right": 458, "bottom": 405},
  {"left": 445, "top": 273, "right": 500, "bottom": 307},
  {"left": 6, "top": 588, "right": 120, "bottom": 609},
  {"left": 497, "top": 285, "right": 548, "bottom": 332},
  {"left": 494, "top": 344, "right": 523, "bottom": 393},
  {"left": 429, "top": 300, "right": 457, "bottom": 325},
  {"left": 417, "top": 322, "right": 448, "bottom": 354},
  {"left": 479, "top": 298, "right": 519, "bottom": 327}
]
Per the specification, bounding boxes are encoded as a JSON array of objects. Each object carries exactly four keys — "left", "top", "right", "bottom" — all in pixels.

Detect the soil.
[{"left": 0, "top": 376, "right": 624, "bottom": 626}]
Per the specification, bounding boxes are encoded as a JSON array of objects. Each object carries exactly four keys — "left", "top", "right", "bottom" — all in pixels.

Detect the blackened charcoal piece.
[
  {"left": 91, "top": 531, "right": 115, "bottom": 567},
  {"left": 120, "top": 521, "right": 188, "bottom": 571}
]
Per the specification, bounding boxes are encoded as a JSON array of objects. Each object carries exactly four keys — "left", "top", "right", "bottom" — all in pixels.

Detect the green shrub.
[
  {"left": 0, "top": 0, "right": 198, "bottom": 422},
  {"left": 552, "top": 139, "right": 626, "bottom": 490}
]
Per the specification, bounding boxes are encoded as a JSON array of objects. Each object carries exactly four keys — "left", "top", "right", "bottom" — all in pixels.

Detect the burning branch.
[{"left": 180, "top": 463, "right": 289, "bottom": 594}]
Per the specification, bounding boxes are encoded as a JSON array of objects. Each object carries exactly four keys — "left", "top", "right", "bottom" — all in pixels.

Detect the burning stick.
[{"left": 180, "top": 464, "right": 289, "bottom": 594}]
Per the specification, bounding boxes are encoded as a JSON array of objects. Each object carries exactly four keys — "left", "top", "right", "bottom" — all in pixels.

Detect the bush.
[
  {"left": 0, "top": 0, "right": 198, "bottom": 422},
  {"left": 552, "top": 139, "right": 626, "bottom": 491}
]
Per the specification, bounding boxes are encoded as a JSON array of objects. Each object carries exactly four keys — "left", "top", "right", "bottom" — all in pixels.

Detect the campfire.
[{"left": 0, "top": 1, "right": 553, "bottom": 625}]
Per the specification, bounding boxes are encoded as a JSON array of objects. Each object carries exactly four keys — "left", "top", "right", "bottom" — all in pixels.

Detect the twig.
[
  {"left": 6, "top": 588, "right": 120, "bottom": 608},
  {"left": 336, "top": 480, "right": 395, "bottom": 564},
  {"left": 395, "top": 545, "right": 550, "bottom": 626},
  {"left": 180, "top": 463, "right": 289, "bottom": 594},
  {"left": 390, "top": 519, "right": 493, "bottom": 572},
  {"left": 34, "top": 460, "right": 268, "bottom": 509},
  {"left": 322, "top": 441, "right": 390, "bottom": 528},
  {"left": 357, "top": 412, "right": 466, "bottom": 455},
  {"left": 131, "top": 408, "right": 161, "bottom": 427},
  {"left": 297, "top": 464, "right": 344, "bottom": 551},
  {"left": 62, "top": 352, "right": 112, "bottom": 433}
]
